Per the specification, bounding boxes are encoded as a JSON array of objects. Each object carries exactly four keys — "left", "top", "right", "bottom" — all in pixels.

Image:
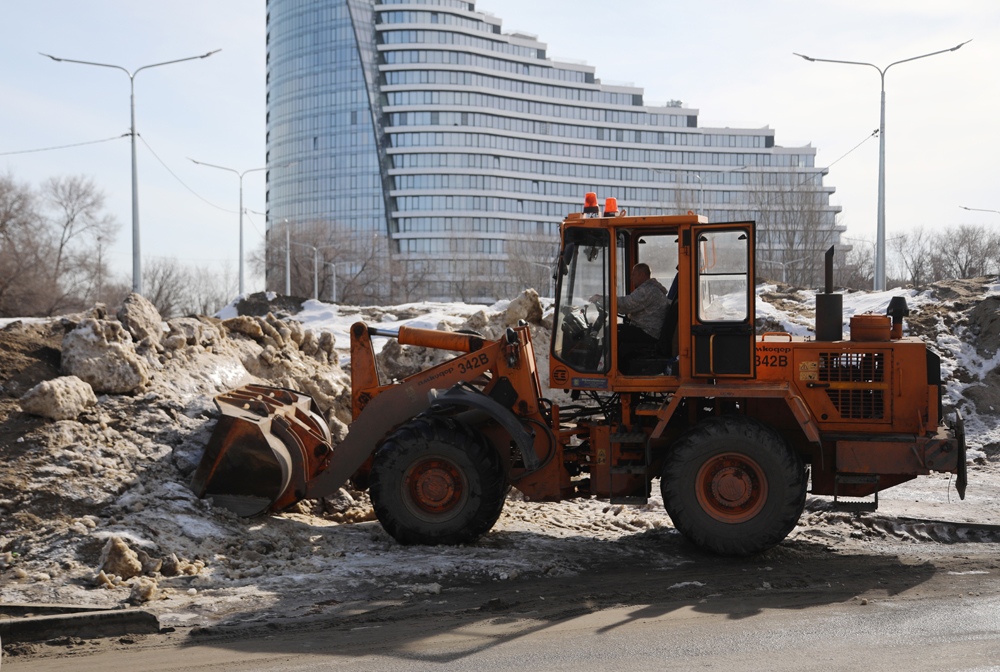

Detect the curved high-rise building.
[{"left": 265, "top": 0, "right": 842, "bottom": 302}]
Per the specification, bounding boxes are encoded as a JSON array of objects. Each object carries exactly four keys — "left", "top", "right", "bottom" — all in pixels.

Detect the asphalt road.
[{"left": 10, "top": 554, "right": 1000, "bottom": 672}]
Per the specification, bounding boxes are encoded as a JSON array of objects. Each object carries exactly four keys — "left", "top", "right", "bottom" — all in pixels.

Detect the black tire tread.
[
  {"left": 661, "top": 415, "right": 806, "bottom": 556},
  {"left": 370, "top": 415, "right": 506, "bottom": 545}
]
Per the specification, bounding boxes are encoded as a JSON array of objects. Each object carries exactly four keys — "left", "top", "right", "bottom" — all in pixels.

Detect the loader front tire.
[
  {"left": 369, "top": 415, "right": 506, "bottom": 545},
  {"left": 661, "top": 415, "right": 806, "bottom": 556}
]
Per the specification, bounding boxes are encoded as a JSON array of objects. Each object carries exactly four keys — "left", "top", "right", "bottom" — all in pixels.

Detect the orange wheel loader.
[{"left": 191, "top": 196, "right": 965, "bottom": 556}]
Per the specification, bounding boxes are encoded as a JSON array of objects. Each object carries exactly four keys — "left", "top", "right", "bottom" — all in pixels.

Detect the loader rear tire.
[
  {"left": 369, "top": 415, "right": 506, "bottom": 545},
  {"left": 661, "top": 415, "right": 806, "bottom": 556}
]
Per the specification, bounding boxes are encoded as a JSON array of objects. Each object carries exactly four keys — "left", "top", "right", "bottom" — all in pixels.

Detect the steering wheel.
[
  {"left": 586, "top": 300, "right": 607, "bottom": 334},
  {"left": 558, "top": 304, "right": 586, "bottom": 341},
  {"left": 559, "top": 302, "right": 604, "bottom": 341}
]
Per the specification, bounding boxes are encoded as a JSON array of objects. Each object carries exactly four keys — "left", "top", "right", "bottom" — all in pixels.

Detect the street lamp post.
[
  {"left": 284, "top": 221, "right": 291, "bottom": 296},
  {"left": 794, "top": 41, "right": 970, "bottom": 291},
  {"left": 41, "top": 50, "right": 221, "bottom": 295},
  {"left": 189, "top": 160, "right": 294, "bottom": 295},
  {"left": 189, "top": 161, "right": 264, "bottom": 296},
  {"left": 290, "top": 241, "right": 337, "bottom": 300},
  {"left": 324, "top": 261, "right": 338, "bottom": 303}
]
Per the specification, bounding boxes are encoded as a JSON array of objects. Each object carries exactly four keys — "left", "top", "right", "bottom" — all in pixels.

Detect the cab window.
[
  {"left": 553, "top": 228, "right": 611, "bottom": 373},
  {"left": 697, "top": 230, "right": 749, "bottom": 322},
  {"left": 637, "top": 234, "right": 679, "bottom": 293}
]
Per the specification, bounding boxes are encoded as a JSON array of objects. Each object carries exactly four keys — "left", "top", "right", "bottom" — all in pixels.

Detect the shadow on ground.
[{"left": 186, "top": 533, "right": 941, "bottom": 666}]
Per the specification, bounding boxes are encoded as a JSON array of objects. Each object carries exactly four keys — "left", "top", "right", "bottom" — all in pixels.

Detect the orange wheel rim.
[
  {"left": 405, "top": 458, "right": 465, "bottom": 517},
  {"left": 694, "top": 452, "right": 768, "bottom": 524}
]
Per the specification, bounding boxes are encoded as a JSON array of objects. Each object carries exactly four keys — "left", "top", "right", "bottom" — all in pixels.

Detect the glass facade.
[{"left": 266, "top": 0, "right": 843, "bottom": 301}]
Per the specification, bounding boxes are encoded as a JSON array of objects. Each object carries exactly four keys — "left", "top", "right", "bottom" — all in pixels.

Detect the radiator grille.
[{"left": 819, "top": 352, "right": 886, "bottom": 420}]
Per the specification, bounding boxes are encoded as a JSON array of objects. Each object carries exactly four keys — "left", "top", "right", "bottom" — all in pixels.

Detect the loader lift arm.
[{"left": 194, "top": 321, "right": 552, "bottom": 516}]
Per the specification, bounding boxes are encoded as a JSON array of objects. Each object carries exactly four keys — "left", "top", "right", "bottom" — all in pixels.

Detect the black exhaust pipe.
[{"left": 815, "top": 246, "right": 842, "bottom": 341}]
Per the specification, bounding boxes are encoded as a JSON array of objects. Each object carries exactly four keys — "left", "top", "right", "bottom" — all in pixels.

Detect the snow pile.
[
  {"left": 117, "top": 293, "right": 165, "bottom": 347},
  {"left": 61, "top": 318, "right": 152, "bottom": 394},
  {"left": 0, "top": 290, "right": 578, "bottom": 627},
  {"left": 0, "top": 293, "right": 357, "bottom": 620},
  {"left": 18, "top": 375, "right": 97, "bottom": 420},
  {"left": 755, "top": 282, "right": 941, "bottom": 339}
]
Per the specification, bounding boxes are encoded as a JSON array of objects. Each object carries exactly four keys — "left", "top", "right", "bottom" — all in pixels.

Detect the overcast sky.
[{"left": 1, "top": 1, "right": 997, "bottom": 293}]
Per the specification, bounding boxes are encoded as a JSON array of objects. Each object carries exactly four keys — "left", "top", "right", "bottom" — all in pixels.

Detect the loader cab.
[{"left": 551, "top": 201, "right": 757, "bottom": 392}]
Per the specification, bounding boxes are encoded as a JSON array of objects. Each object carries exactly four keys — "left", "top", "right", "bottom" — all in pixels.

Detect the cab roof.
[{"left": 563, "top": 212, "right": 709, "bottom": 228}]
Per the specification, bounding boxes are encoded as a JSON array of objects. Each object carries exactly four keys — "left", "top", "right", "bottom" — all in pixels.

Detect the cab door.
[{"left": 690, "top": 222, "right": 756, "bottom": 378}]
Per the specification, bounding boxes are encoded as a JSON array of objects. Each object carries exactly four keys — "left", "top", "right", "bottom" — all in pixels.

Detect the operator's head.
[{"left": 631, "top": 263, "right": 651, "bottom": 288}]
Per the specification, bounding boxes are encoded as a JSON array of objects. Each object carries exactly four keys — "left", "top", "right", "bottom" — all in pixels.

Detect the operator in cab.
[
  {"left": 617, "top": 263, "right": 669, "bottom": 351},
  {"left": 592, "top": 262, "right": 670, "bottom": 372}
]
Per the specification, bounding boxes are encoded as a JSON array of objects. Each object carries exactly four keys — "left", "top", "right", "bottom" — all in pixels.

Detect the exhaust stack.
[
  {"left": 887, "top": 296, "right": 910, "bottom": 339},
  {"left": 815, "top": 246, "right": 842, "bottom": 341}
]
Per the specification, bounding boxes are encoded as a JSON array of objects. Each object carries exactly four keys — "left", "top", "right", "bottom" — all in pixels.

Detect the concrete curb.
[
  {"left": 0, "top": 609, "right": 160, "bottom": 643},
  {"left": 0, "top": 603, "right": 113, "bottom": 617}
]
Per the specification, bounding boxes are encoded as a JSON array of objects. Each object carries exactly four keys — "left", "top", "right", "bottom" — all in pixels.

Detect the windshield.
[{"left": 553, "top": 228, "right": 611, "bottom": 373}]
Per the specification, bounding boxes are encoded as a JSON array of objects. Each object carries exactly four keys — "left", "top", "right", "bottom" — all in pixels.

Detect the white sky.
[{"left": 1, "top": 1, "right": 997, "bottom": 293}]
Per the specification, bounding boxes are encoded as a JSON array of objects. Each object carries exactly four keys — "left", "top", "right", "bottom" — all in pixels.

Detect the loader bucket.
[{"left": 190, "top": 385, "right": 333, "bottom": 517}]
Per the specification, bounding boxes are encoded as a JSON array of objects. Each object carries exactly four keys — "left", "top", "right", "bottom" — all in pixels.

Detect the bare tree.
[
  {"left": 450, "top": 259, "right": 479, "bottom": 303},
  {"left": 746, "top": 172, "right": 840, "bottom": 287},
  {"left": 391, "top": 257, "right": 433, "bottom": 303},
  {"left": 0, "top": 172, "right": 50, "bottom": 316},
  {"left": 838, "top": 239, "right": 874, "bottom": 290},
  {"left": 0, "top": 172, "right": 129, "bottom": 316},
  {"left": 99, "top": 276, "right": 132, "bottom": 312},
  {"left": 674, "top": 175, "right": 700, "bottom": 216},
  {"left": 264, "top": 220, "right": 390, "bottom": 304},
  {"left": 931, "top": 224, "right": 1000, "bottom": 280},
  {"left": 336, "top": 229, "right": 388, "bottom": 305},
  {"left": 483, "top": 256, "right": 511, "bottom": 301},
  {"left": 143, "top": 257, "right": 191, "bottom": 319},
  {"left": 188, "top": 262, "right": 238, "bottom": 315},
  {"left": 40, "top": 176, "right": 119, "bottom": 314},
  {"left": 42, "top": 176, "right": 116, "bottom": 279},
  {"left": 505, "top": 235, "right": 558, "bottom": 298},
  {"left": 0, "top": 172, "right": 36, "bottom": 239},
  {"left": 67, "top": 232, "right": 126, "bottom": 309},
  {"left": 890, "top": 227, "right": 935, "bottom": 288}
]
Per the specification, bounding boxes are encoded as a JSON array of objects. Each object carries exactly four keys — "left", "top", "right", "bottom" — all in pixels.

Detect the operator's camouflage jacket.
[{"left": 617, "top": 277, "right": 668, "bottom": 339}]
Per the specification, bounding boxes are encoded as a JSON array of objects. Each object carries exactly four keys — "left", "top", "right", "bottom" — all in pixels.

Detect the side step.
[
  {"left": 609, "top": 465, "right": 647, "bottom": 475},
  {"left": 608, "top": 464, "right": 649, "bottom": 505},
  {"left": 610, "top": 496, "right": 648, "bottom": 505},
  {"left": 609, "top": 431, "right": 647, "bottom": 444},
  {"left": 833, "top": 474, "right": 879, "bottom": 512}
]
